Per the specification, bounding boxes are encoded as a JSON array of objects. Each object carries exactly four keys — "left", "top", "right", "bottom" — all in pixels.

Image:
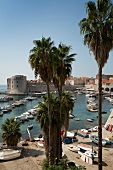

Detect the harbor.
[
  {"left": 0, "top": 89, "right": 113, "bottom": 142},
  {"left": 0, "top": 85, "right": 113, "bottom": 169},
  {"left": 0, "top": 97, "right": 113, "bottom": 170}
]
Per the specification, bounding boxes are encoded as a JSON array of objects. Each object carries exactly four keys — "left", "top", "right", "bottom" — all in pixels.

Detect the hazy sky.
[{"left": 0, "top": 0, "right": 113, "bottom": 85}]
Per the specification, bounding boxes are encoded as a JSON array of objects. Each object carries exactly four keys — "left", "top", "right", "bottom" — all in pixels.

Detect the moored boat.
[
  {"left": 77, "top": 143, "right": 93, "bottom": 155},
  {"left": 77, "top": 130, "right": 88, "bottom": 138},
  {"left": 87, "top": 118, "right": 94, "bottom": 122},
  {"left": 37, "top": 140, "right": 44, "bottom": 147},
  {"left": 102, "top": 110, "right": 107, "bottom": 114},
  {"left": 28, "top": 123, "right": 33, "bottom": 130},
  {"left": 67, "top": 145, "right": 79, "bottom": 153},
  {"left": 89, "top": 135, "right": 107, "bottom": 146},
  {"left": 69, "top": 113, "right": 75, "bottom": 119},
  {"left": 0, "top": 148, "right": 22, "bottom": 160}
]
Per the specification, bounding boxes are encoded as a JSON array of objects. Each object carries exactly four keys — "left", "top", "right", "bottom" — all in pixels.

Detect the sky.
[{"left": 0, "top": 0, "right": 113, "bottom": 85}]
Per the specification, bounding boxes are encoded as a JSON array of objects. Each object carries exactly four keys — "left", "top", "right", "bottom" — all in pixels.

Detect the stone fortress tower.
[
  {"left": 7, "top": 74, "right": 86, "bottom": 95},
  {"left": 7, "top": 75, "right": 27, "bottom": 94}
]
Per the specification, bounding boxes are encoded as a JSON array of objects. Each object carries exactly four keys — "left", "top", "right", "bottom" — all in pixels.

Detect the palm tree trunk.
[
  {"left": 44, "top": 133, "right": 49, "bottom": 158},
  {"left": 47, "top": 82, "right": 54, "bottom": 165},
  {"left": 98, "top": 64, "right": 102, "bottom": 170},
  {"left": 58, "top": 85, "right": 63, "bottom": 160}
]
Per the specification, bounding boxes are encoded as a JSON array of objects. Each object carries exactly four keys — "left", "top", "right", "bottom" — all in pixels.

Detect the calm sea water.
[{"left": 0, "top": 85, "right": 112, "bottom": 142}]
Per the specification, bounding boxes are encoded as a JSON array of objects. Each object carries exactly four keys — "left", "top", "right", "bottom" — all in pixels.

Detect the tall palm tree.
[
  {"left": 53, "top": 43, "right": 76, "bottom": 160},
  {"left": 2, "top": 118, "right": 21, "bottom": 147},
  {"left": 36, "top": 94, "right": 60, "bottom": 162},
  {"left": 36, "top": 99, "right": 49, "bottom": 158},
  {"left": 29, "top": 36, "right": 55, "bottom": 164},
  {"left": 61, "top": 91, "right": 75, "bottom": 137},
  {"left": 79, "top": 0, "right": 113, "bottom": 169},
  {"left": 53, "top": 43, "right": 76, "bottom": 99},
  {"left": 36, "top": 92, "right": 75, "bottom": 163}
]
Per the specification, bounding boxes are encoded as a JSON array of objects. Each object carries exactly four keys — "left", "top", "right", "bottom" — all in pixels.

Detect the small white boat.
[
  {"left": 28, "top": 123, "right": 33, "bottom": 130},
  {"left": 92, "top": 126, "right": 98, "bottom": 132},
  {"left": 34, "top": 134, "right": 43, "bottom": 141},
  {"left": 5, "top": 105, "right": 13, "bottom": 111},
  {"left": 27, "top": 114, "right": 34, "bottom": 119},
  {"left": 67, "top": 145, "right": 79, "bottom": 153},
  {"left": 89, "top": 135, "right": 107, "bottom": 146},
  {"left": 37, "top": 140, "right": 44, "bottom": 147},
  {"left": 81, "top": 129, "right": 88, "bottom": 134},
  {"left": 66, "top": 131, "right": 75, "bottom": 138},
  {"left": 2, "top": 109, "right": 8, "bottom": 113},
  {"left": 89, "top": 108, "right": 98, "bottom": 112},
  {"left": 69, "top": 113, "right": 75, "bottom": 119},
  {"left": 0, "top": 148, "right": 21, "bottom": 160},
  {"left": 87, "top": 118, "right": 94, "bottom": 122}
]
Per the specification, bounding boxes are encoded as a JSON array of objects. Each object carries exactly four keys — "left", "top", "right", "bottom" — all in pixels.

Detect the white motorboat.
[
  {"left": 27, "top": 114, "right": 34, "bottom": 119},
  {"left": 66, "top": 131, "right": 75, "bottom": 138},
  {"left": 92, "top": 126, "right": 98, "bottom": 132},
  {"left": 81, "top": 129, "right": 89, "bottom": 134},
  {"left": 69, "top": 113, "right": 75, "bottom": 119},
  {"left": 37, "top": 140, "right": 44, "bottom": 147},
  {"left": 28, "top": 123, "right": 33, "bottom": 130},
  {"left": 4, "top": 105, "right": 13, "bottom": 111},
  {"left": 34, "top": 134, "right": 43, "bottom": 141},
  {"left": 0, "top": 148, "right": 21, "bottom": 160},
  {"left": 87, "top": 118, "right": 94, "bottom": 122},
  {"left": 89, "top": 108, "right": 98, "bottom": 112},
  {"left": 89, "top": 135, "right": 107, "bottom": 146},
  {"left": 67, "top": 145, "right": 79, "bottom": 153},
  {"left": 77, "top": 143, "right": 93, "bottom": 155}
]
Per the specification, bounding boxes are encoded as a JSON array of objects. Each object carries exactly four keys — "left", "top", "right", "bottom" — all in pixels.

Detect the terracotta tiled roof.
[{"left": 102, "top": 79, "right": 113, "bottom": 84}]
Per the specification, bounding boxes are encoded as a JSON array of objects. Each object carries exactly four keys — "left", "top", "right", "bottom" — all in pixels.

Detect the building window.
[
  {"left": 17, "top": 85, "right": 18, "bottom": 88},
  {"left": 12, "top": 81, "right": 13, "bottom": 84},
  {"left": 12, "top": 85, "right": 13, "bottom": 88},
  {"left": 17, "top": 81, "right": 18, "bottom": 83}
]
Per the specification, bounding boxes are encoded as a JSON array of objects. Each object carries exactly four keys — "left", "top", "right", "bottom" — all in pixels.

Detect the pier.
[{"left": 0, "top": 91, "right": 8, "bottom": 94}]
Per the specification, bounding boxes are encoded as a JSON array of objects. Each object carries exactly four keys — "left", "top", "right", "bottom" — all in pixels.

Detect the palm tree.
[
  {"left": 36, "top": 94, "right": 60, "bottom": 162},
  {"left": 29, "top": 36, "right": 55, "bottom": 165},
  {"left": 79, "top": 0, "right": 113, "bottom": 169},
  {"left": 61, "top": 91, "right": 75, "bottom": 137},
  {"left": 53, "top": 43, "right": 76, "bottom": 160},
  {"left": 53, "top": 43, "right": 76, "bottom": 99},
  {"left": 36, "top": 92, "right": 75, "bottom": 163},
  {"left": 36, "top": 99, "right": 49, "bottom": 158},
  {"left": 2, "top": 118, "right": 21, "bottom": 147}
]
